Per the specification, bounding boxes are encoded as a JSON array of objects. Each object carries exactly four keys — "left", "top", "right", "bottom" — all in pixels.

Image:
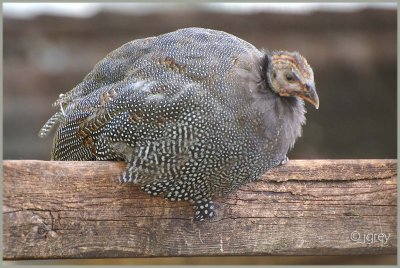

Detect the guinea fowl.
[{"left": 39, "top": 28, "right": 319, "bottom": 221}]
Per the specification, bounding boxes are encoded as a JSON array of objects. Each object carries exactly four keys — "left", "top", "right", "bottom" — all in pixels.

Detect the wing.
[{"left": 38, "top": 35, "right": 156, "bottom": 139}]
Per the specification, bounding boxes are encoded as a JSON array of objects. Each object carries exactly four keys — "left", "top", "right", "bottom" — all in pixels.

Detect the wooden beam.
[{"left": 3, "top": 160, "right": 397, "bottom": 260}]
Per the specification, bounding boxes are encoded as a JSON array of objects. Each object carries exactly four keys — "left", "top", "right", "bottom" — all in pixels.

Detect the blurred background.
[
  {"left": 3, "top": 2, "right": 397, "bottom": 265},
  {"left": 4, "top": 2, "right": 397, "bottom": 161}
]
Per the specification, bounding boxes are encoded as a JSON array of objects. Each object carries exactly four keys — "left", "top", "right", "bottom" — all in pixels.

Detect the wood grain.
[{"left": 3, "top": 159, "right": 397, "bottom": 259}]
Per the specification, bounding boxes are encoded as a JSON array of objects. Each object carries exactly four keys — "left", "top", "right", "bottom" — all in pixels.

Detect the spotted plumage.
[{"left": 39, "top": 27, "right": 319, "bottom": 221}]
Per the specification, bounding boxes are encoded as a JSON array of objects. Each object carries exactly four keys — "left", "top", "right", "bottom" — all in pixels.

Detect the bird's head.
[{"left": 266, "top": 51, "right": 319, "bottom": 109}]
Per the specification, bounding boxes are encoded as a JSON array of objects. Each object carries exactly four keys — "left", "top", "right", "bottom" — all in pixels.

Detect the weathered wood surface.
[{"left": 3, "top": 159, "right": 397, "bottom": 259}]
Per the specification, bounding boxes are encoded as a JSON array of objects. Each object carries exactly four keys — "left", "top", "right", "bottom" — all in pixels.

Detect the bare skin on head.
[{"left": 267, "top": 51, "right": 319, "bottom": 109}]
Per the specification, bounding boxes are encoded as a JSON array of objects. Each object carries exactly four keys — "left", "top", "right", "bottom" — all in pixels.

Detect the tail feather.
[{"left": 38, "top": 111, "right": 64, "bottom": 138}]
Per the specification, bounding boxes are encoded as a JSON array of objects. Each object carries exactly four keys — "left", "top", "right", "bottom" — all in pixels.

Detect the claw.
[{"left": 280, "top": 156, "right": 289, "bottom": 165}]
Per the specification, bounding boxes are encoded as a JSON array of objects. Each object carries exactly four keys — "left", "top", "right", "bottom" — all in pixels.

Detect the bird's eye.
[
  {"left": 285, "top": 73, "right": 294, "bottom": 82},
  {"left": 272, "top": 72, "right": 277, "bottom": 79}
]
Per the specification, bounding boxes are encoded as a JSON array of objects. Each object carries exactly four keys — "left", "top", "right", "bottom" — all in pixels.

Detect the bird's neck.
[{"left": 262, "top": 89, "right": 306, "bottom": 162}]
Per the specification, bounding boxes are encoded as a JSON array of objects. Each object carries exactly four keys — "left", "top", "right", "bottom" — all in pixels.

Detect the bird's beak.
[{"left": 300, "top": 83, "right": 319, "bottom": 109}]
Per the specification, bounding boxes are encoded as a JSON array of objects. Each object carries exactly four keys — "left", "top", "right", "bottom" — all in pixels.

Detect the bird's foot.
[{"left": 280, "top": 156, "right": 289, "bottom": 165}]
